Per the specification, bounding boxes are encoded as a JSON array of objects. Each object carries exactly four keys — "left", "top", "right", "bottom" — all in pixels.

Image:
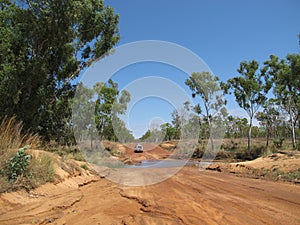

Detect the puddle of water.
[{"left": 126, "top": 159, "right": 202, "bottom": 168}]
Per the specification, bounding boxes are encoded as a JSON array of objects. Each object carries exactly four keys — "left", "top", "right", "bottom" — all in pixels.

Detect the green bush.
[
  {"left": 80, "top": 164, "right": 88, "bottom": 170},
  {"left": 235, "top": 145, "right": 265, "bottom": 161},
  {"left": 273, "top": 138, "right": 284, "bottom": 148},
  {"left": 0, "top": 117, "right": 55, "bottom": 192},
  {"left": 6, "top": 146, "right": 32, "bottom": 182}
]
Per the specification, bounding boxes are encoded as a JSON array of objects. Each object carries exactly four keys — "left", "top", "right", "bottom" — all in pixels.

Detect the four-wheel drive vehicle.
[{"left": 134, "top": 144, "right": 143, "bottom": 153}]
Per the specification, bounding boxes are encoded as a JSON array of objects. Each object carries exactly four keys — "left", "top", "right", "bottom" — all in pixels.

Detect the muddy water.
[{"left": 128, "top": 159, "right": 212, "bottom": 168}]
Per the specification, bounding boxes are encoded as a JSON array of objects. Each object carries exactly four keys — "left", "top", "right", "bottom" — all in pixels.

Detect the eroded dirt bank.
[{"left": 1, "top": 166, "right": 299, "bottom": 225}]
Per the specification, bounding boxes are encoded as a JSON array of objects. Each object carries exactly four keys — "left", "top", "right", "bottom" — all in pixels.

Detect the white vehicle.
[{"left": 134, "top": 144, "right": 143, "bottom": 153}]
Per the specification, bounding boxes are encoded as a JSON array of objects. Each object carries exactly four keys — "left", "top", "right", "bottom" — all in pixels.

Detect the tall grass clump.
[
  {"left": 0, "top": 116, "right": 54, "bottom": 192},
  {"left": 0, "top": 116, "right": 40, "bottom": 152}
]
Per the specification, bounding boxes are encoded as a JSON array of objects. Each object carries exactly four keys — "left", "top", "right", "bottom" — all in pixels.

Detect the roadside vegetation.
[
  {"left": 143, "top": 54, "right": 300, "bottom": 157},
  {"left": 0, "top": 117, "right": 54, "bottom": 193}
]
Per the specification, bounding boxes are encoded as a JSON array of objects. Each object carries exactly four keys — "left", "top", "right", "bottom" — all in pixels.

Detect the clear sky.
[{"left": 89, "top": 0, "right": 300, "bottom": 138}]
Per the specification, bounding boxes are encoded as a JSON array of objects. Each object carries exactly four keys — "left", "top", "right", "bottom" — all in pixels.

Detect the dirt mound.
[
  {"left": 160, "top": 141, "right": 177, "bottom": 150},
  {"left": 0, "top": 154, "right": 99, "bottom": 225},
  {"left": 208, "top": 151, "right": 300, "bottom": 183}
]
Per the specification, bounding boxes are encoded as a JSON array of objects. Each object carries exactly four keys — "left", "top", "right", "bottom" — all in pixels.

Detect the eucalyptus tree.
[
  {"left": 160, "top": 123, "right": 175, "bottom": 141},
  {"left": 171, "top": 110, "right": 181, "bottom": 140},
  {"left": 185, "top": 72, "right": 226, "bottom": 151},
  {"left": 223, "top": 60, "right": 270, "bottom": 151},
  {"left": 94, "top": 79, "right": 131, "bottom": 141},
  {"left": 256, "top": 99, "right": 280, "bottom": 147},
  {"left": 263, "top": 54, "right": 300, "bottom": 148},
  {"left": 225, "top": 116, "right": 248, "bottom": 139},
  {"left": 0, "top": 0, "right": 120, "bottom": 142}
]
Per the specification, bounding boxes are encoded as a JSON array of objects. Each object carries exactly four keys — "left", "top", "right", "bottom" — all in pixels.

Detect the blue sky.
[{"left": 86, "top": 0, "right": 300, "bottom": 138}]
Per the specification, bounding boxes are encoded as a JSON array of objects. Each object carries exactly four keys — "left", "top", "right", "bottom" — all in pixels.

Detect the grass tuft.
[{"left": 0, "top": 116, "right": 53, "bottom": 192}]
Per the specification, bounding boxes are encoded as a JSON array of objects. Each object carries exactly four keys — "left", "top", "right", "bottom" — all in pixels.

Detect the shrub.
[
  {"left": 215, "top": 150, "right": 234, "bottom": 160},
  {"left": 27, "top": 153, "right": 54, "bottom": 187},
  {"left": 45, "top": 146, "right": 86, "bottom": 161},
  {"left": 296, "top": 143, "right": 300, "bottom": 151},
  {"left": 80, "top": 164, "right": 88, "bottom": 170},
  {"left": 273, "top": 138, "right": 284, "bottom": 148},
  {"left": 221, "top": 139, "right": 239, "bottom": 151},
  {"left": 235, "top": 145, "right": 265, "bottom": 161},
  {"left": 0, "top": 117, "right": 54, "bottom": 192},
  {"left": 6, "top": 146, "right": 32, "bottom": 182}
]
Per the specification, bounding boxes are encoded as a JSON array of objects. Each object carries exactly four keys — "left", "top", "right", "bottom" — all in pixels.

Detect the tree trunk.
[
  {"left": 266, "top": 126, "right": 270, "bottom": 147},
  {"left": 248, "top": 117, "right": 253, "bottom": 152},
  {"left": 290, "top": 109, "right": 296, "bottom": 149},
  {"left": 205, "top": 105, "right": 214, "bottom": 152},
  {"left": 90, "top": 135, "right": 93, "bottom": 149},
  {"left": 209, "top": 122, "right": 214, "bottom": 151}
]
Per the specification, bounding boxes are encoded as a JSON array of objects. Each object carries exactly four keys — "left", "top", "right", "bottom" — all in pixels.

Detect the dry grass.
[
  {"left": 0, "top": 116, "right": 40, "bottom": 153},
  {"left": 0, "top": 116, "right": 53, "bottom": 192}
]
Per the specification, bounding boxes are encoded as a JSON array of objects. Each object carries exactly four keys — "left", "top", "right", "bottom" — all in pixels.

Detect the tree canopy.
[
  {"left": 263, "top": 54, "right": 300, "bottom": 148},
  {"left": 185, "top": 72, "right": 226, "bottom": 151},
  {"left": 0, "top": 0, "right": 120, "bottom": 142},
  {"left": 222, "top": 60, "right": 270, "bottom": 151}
]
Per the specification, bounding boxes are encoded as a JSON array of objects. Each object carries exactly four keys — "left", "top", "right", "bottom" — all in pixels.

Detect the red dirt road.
[{"left": 1, "top": 166, "right": 299, "bottom": 225}]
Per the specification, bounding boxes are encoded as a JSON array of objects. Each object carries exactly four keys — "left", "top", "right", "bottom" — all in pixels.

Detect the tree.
[
  {"left": 264, "top": 54, "right": 300, "bottom": 148},
  {"left": 72, "top": 83, "right": 95, "bottom": 142},
  {"left": 140, "top": 130, "right": 151, "bottom": 141},
  {"left": 0, "top": 0, "right": 120, "bottom": 142},
  {"left": 223, "top": 60, "right": 270, "bottom": 151},
  {"left": 111, "top": 117, "right": 135, "bottom": 142},
  {"left": 185, "top": 72, "right": 226, "bottom": 151},
  {"left": 225, "top": 116, "right": 248, "bottom": 139},
  {"left": 161, "top": 123, "right": 175, "bottom": 141},
  {"left": 171, "top": 110, "right": 181, "bottom": 140},
  {"left": 256, "top": 100, "right": 280, "bottom": 146},
  {"left": 73, "top": 80, "right": 132, "bottom": 146},
  {"left": 94, "top": 79, "right": 130, "bottom": 141}
]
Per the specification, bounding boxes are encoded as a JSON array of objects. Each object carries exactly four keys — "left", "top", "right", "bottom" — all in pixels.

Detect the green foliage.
[
  {"left": 73, "top": 80, "right": 133, "bottom": 144},
  {"left": 185, "top": 72, "right": 226, "bottom": 118},
  {"left": 263, "top": 54, "right": 300, "bottom": 148},
  {"left": 27, "top": 153, "right": 54, "bottom": 187},
  {"left": 280, "top": 168, "right": 300, "bottom": 182},
  {"left": 171, "top": 110, "right": 181, "bottom": 139},
  {"left": 297, "top": 143, "right": 300, "bottom": 151},
  {"left": 225, "top": 61, "right": 269, "bottom": 112},
  {"left": 235, "top": 145, "right": 266, "bottom": 161},
  {"left": 225, "top": 116, "right": 248, "bottom": 138},
  {"left": 0, "top": 116, "right": 54, "bottom": 192},
  {"left": 223, "top": 60, "right": 270, "bottom": 151},
  {"left": 139, "top": 130, "right": 152, "bottom": 141},
  {"left": 94, "top": 79, "right": 132, "bottom": 141},
  {"left": 6, "top": 146, "right": 32, "bottom": 182},
  {"left": 80, "top": 164, "right": 89, "bottom": 170},
  {"left": 273, "top": 138, "right": 284, "bottom": 148},
  {"left": 268, "top": 168, "right": 300, "bottom": 183},
  {"left": 0, "top": 0, "right": 120, "bottom": 143},
  {"left": 256, "top": 100, "right": 280, "bottom": 146},
  {"left": 161, "top": 123, "right": 176, "bottom": 141},
  {"left": 185, "top": 72, "right": 226, "bottom": 150}
]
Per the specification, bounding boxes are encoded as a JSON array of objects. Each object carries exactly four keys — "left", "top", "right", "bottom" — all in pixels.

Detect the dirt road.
[{"left": 1, "top": 166, "right": 299, "bottom": 225}]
